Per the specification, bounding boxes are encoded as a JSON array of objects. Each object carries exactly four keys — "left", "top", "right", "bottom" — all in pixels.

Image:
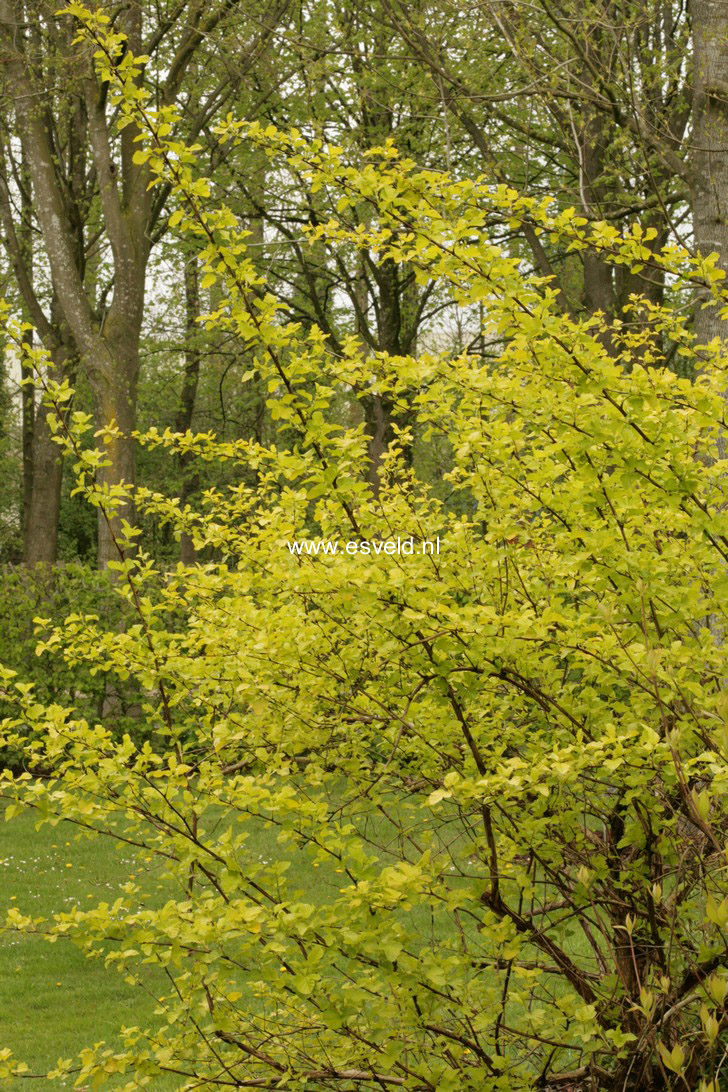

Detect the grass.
[
  {"left": 0, "top": 810, "right": 178, "bottom": 1090},
  {"left": 0, "top": 793, "right": 462, "bottom": 1087},
  {"left": 0, "top": 798, "right": 385, "bottom": 1089},
  {"left": 0, "top": 792, "right": 575, "bottom": 1088}
]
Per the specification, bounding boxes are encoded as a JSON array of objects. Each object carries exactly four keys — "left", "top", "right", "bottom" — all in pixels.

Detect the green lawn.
[
  {"left": 0, "top": 797, "right": 462, "bottom": 1087},
  {"left": 0, "top": 811, "right": 179, "bottom": 1089},
  {"left": 0, "top": 800, "right": 399, "bottom": 1088},
  {"left": 0, "top": 797, "right": 572, "bottom": 1088}
]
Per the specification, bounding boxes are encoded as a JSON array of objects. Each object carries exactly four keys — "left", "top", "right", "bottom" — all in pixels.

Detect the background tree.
[
  {"left": 378, "top": 0, "right": 693, "bottom": 323},
  {"left": 0, "top": 0, "right": 290, "bottom": 565},
  {"left": 692, "top": 0, "right": 728, "bottom": 375}
]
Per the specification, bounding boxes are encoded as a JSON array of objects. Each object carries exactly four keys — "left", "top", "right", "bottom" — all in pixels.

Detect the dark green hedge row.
[{"left": 0, "top": 564, "right": 143, "bottom": 768}]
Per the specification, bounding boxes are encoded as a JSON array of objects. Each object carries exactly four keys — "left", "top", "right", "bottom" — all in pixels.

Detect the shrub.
[{"left": 0, "top": 12, "right": 727, "bottom": 1088}]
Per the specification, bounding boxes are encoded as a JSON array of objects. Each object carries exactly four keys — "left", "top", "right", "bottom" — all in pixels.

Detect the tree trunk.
[
  {"left": 0, "top": 0, "right": 149, "bottom": 569},
  {"left": 0, "top": 150, "right": 74, "bottom": 566},
  {"left": 23, "top": 400, "right": 63, "bottom": 565},
  {"left": 363, "top": 393, "right": 395, "bottom": 496},
  {"left": 18, "top": 151, "right": 34, "bottom": 552},
  {"left": 20, "top": 337, "right": 35, "bottom": 552},
  {"left": 692, "top": 0, "right": 728, "bottom": 349},
  {"left": 176, "top": 260, "right": 201, "bottom": 565},
  {"left": 575, "top": 48, "right": 615, "bottom": 331},
  {"left": 89, "top": 325, "right": 141, "bottom": 569}
]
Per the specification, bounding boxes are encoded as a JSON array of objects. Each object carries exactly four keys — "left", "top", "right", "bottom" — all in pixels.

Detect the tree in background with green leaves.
[
  {"left": 4, "top": 0, "right": 728, "bottom": 566},
  {"left": 0, "top": 0, "right": 291, "bottom": 565}
]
